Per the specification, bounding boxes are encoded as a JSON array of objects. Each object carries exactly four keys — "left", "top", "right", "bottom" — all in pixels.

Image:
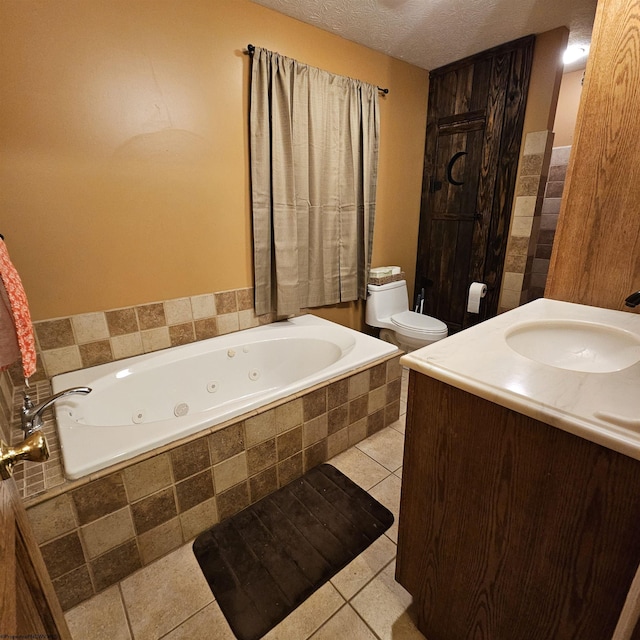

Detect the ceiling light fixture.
[{"left": 563, "top": 45, "right": 589, "bottom": 65}]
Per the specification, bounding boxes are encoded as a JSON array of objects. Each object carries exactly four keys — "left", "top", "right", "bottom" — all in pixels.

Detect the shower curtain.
[{"left": 250, "top": 47, "right": 380, "bottom": 317}]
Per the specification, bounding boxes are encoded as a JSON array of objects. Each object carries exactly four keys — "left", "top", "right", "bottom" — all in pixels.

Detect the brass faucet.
[{"left": 21, "top": 387, "right": 91, "bottom": 436}]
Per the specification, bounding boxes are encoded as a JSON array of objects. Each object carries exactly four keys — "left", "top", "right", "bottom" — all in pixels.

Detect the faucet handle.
[
  {"left": 23, "top": 392, "right": 34, "bottom": 410},
  {"left": 625, "top": 291, "right": 640, "bottom": 308}
]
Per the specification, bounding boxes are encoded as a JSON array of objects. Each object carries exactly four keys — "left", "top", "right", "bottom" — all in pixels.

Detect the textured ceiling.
[{"left": 250, "top": 0, "right": 597, "bottom": 71}]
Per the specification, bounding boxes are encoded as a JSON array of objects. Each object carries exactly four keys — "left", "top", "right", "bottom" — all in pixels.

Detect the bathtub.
[{"left": 52, "top": 314, "right": 398, "bottom": 479}]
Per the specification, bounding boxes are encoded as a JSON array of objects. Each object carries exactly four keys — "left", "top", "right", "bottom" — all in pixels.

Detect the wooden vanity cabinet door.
[{"left": 396, "top": 371, "right": 640, "bottom": 640}]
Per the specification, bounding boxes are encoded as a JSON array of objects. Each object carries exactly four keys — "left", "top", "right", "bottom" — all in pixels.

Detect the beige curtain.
[{"left": 250, "top": 47, "right": 380, "bottom": 317}]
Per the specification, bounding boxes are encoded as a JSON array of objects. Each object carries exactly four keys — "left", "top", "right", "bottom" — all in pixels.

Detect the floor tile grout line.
[{"left": 117, "top": 582, "right": 136, "bottom": 640}]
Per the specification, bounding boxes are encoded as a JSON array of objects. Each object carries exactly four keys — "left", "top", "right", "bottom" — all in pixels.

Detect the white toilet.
[{"left": 366, "top": 280, "right": 448, "bottom": 351}]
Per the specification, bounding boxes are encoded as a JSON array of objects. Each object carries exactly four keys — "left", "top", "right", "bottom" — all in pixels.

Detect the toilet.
[{"left": 366, "top": 280, "right": 448, "bottom": 351}]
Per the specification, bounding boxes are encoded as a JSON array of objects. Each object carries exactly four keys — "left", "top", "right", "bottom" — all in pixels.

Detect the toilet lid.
[{"left": 391, "top": 310, "right": 448, "bottom": 335}]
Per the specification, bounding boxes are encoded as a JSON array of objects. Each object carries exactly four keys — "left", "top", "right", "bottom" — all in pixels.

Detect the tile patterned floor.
[{"left": 64, "top": 369, "right": 426, "bottom": 640}]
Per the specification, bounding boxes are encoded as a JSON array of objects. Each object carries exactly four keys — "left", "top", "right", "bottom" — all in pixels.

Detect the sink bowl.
[{"left": 505, "top": 319, "right": 640, "bottom": 373}]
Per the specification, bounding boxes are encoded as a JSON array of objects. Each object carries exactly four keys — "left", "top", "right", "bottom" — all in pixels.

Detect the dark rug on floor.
[{"left": 193, "top": 463, "right": 394, "bottom": 640}]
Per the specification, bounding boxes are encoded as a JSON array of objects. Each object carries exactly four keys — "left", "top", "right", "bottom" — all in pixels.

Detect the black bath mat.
[{"left": 193, "top": 463, "right": 394, "bottom": 640}]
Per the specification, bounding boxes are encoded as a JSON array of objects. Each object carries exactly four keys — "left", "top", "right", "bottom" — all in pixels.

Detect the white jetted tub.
[{"left": 52, "top": 314, "right": 398, "bottom": 479}]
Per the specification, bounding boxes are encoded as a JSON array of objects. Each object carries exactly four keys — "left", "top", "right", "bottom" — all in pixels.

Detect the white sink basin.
[{"left": 505, "top": 319, "right": 640, "bottom": 373}]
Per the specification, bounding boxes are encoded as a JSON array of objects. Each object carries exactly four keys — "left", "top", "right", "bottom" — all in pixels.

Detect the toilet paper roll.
[{"left": 467, "top": 282, "right": 487, "bottom": 313}]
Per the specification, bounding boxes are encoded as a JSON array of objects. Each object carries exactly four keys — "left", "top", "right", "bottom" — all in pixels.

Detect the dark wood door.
[
  {"left": 1, "top": 474, "right": 71, "bottom": 638},
  {"left": 415, "top": 36, "right": 534, "bottom": 333}
]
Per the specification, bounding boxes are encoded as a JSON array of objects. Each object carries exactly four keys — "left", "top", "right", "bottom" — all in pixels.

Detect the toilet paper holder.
[{"left": 467, "top": 282, "right": 488, "bottom": 314}]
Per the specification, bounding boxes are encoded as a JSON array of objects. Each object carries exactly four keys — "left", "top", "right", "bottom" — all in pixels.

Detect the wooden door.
[
  {"left": 415, "top": 36, "right": 534, "bottom": 333},
  {"left": 1, "top": 473, "right": 72, "bottom": 638}
]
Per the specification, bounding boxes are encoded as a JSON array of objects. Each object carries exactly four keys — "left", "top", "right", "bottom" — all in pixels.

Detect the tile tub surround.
[{"left": 25, "top": 354, "right": 403, "bottom": 611}]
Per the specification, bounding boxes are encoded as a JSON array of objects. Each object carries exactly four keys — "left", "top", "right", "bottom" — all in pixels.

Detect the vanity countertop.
[{"left": 400, "top": 298, "right": 640, "bottom": 461}]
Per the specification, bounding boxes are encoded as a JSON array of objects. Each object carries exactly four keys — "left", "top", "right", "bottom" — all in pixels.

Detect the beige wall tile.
[
  {"left": 368, "top": 387, "right": 386, "bottom": 414},
  {"left": 327, "top": 428, "right": 349, "bottom": 459},
  {"left": 502, "top": 271, "right": 525, "bottom": 291},
  {"left": 81, "top": 507, "right": 135, "bottom": 560},
  {"left": 216, "top": 313, "right": 240, "bottom": 335},
  {"left": 27, "top": 493, "right": 76, "bottom": 544},
  {"left": 510, "top": 216, "right": 534, "bottom": 237},
  {"left": 523, "top": 130, "right": 550, "bottom": 156},
  {"left": 179, "top": 497, "right": 218, "bottom": 541},
  {"left": 42, "top": 346, "right": 82, "bottom": 377},
  {"left": 164, "top": 298, "right": 193, "bottom": 325},
  {"left": 111, "top": 333, "right": 144, "bottom": 360},
  {"left": 348, "top": 418, "right": 369, "bottom": 448},
  {"left": 514, "top": 196, "right": 537, "bottom": 217},
  {"left": 123, "top": 454, "right": 173, "bottom": 502},
  {"left": 385, "top": 357, "right": 402, "bottom": 382},
  {"left": 349, "top": 371, "right": 370, "bottom": 400},
  {"left": 72, "top": 312, "right": 109, "bottom": 344},
  {"left": 245, "top": 409, "right": 277, "bottom": 447},
  {"left": 190, "top": 294, "right": 216, "bottom": 319},
  {"left": 275, "top": 399, "right": 303, "bottom": 433},
  {"left": 238, "top": 308, "right": 259, "bottom": 330},
  {"left": 213, "top": 452, "right": 248, "bottom": 493},
  {"left": 141, "top": 327, "right": 171, "bottom": 353}
]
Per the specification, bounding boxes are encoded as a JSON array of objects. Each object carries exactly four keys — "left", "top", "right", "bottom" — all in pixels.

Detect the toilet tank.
[{"left": 366, "top": 280, "right": 410, "bottom": 324}]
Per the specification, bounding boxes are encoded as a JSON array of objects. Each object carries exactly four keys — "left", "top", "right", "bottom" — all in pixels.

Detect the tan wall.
[
  {"left": 0, "top": 0, "right": 428, "bottom": 328},
  {"left": 521, "top": 28, "right": 568, "bottom": 135},
  {"left": 553, "top": 69, "right": 584, "bottom": 147}
]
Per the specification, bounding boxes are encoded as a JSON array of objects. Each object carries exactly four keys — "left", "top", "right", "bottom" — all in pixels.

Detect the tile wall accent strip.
[{"left": 499, "top": 130, "right": 555, "bottom": 313}]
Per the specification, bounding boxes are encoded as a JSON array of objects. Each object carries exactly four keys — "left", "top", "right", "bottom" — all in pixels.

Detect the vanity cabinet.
[{"left": 396, "top": 372, "right": 640, "bottom": 640}]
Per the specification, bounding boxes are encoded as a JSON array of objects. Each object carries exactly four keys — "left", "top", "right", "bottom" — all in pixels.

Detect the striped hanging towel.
[{"left": 0, "top": 239, "right": 37, "bottom": 379}]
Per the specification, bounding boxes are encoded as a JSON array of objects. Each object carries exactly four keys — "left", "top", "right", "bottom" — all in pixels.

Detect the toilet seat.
[{"left": 391, "top": 310, "right": 448, "bottom": 337}]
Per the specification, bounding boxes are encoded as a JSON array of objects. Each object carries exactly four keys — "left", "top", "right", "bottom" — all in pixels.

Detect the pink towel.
[{"left": 0, "top": 239, "right": 36, "bottom": 379}]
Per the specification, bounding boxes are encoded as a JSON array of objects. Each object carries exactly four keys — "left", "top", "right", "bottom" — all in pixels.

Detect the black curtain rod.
[{"left": 245, "top": 44, "right": 389, "bottom": 94}]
